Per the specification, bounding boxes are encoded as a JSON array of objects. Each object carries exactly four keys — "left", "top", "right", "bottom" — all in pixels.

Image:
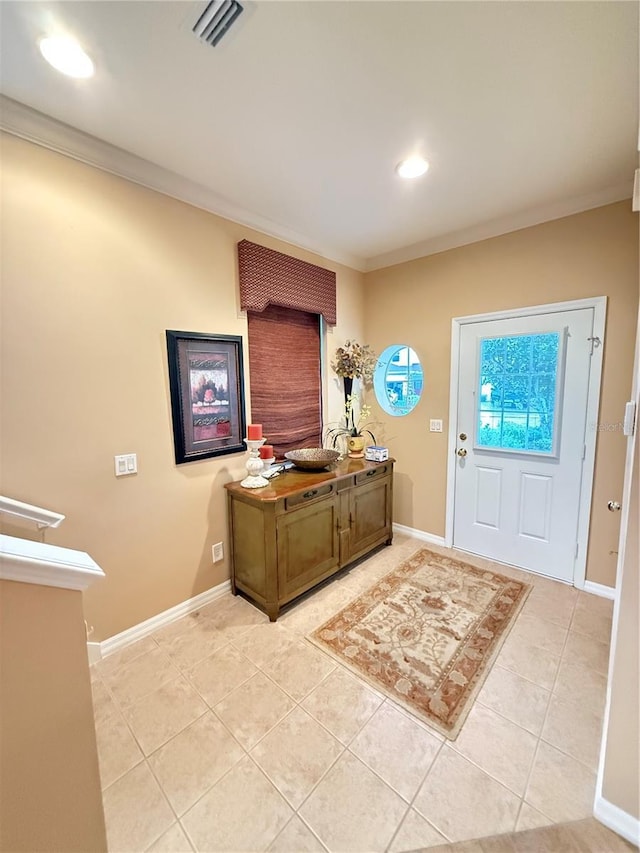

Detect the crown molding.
[
  {"left": 366, "top": 184, "right": 633, "bottom": 271},
  {"left": 0, "top": 95, "right": 365, "bottom": 272},
  {"left": 2, "top": 96, "right": 632, "bottom": 276}
]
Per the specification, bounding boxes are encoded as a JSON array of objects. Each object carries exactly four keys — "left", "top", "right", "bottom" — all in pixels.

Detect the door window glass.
[
  {"left": 477, "top": 332, "right": 560, "bottom": 453},
  {"left": 374, "top": 345, "right": 423, "bottom": 416}
]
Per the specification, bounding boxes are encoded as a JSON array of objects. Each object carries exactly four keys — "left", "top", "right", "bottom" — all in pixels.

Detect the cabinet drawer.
[
  {"left": 355, "top": 465, "right": 390, "bottom": 485},
  {"left": 285, "top": 482, "right": 335, "bottom": 510}
]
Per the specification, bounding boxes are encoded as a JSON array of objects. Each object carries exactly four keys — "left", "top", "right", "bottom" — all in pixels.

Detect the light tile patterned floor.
[{"left": 91, "top": 535, "right": 613, "bottom": 853}]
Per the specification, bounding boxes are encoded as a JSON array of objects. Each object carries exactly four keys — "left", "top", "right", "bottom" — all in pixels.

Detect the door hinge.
[
  {"left": 575, "top": 542, "right": 579, "bottom": 559},
  {"left": 582, "top": 444, "right": 586, "bottom": 461}
]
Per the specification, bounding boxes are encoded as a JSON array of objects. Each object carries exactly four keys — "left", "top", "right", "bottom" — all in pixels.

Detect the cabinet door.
[
  {"left": 276, "top": 496, "right": 340, "bottom": 602},
  {"left": 348, "top": 475, "right": 392, "bottom": 560}
]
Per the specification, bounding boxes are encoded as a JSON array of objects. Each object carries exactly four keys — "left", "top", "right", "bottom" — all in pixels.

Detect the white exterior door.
[{"left": 453, "top": 307, "right": 597, "bottom": 582}]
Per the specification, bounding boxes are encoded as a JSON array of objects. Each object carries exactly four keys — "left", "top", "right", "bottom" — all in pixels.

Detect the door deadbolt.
[
  {"left": 459, "top": 433, "right": 467, "bottom": 441},
  {"left": 607, "top": 501, "right": 621, "bottom": 512}
]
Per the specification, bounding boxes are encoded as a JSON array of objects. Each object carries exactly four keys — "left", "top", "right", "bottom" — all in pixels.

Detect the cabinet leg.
[
  {"left": 385, "top": 536, "right": 393, "bottom": 546},
  {"left": 230, "top": 578, "right": 237, "bottom": 595},
  {"left": 266, "top": 604, "right": 279, "bottom": 622}
]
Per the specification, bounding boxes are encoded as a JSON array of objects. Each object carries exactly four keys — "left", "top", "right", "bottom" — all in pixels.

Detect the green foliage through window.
[{"left": 477, "top": 333, "right": 560, "bottom": 452}]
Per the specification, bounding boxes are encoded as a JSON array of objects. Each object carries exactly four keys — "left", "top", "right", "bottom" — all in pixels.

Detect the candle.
[
  {"left": 247, "top": 424, "right": 263, "bottom": 440},
  {"left": 259, "top": 444, "right": 274, "bottom": 459}
]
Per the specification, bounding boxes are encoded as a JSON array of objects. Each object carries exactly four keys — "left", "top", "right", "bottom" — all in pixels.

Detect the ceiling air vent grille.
[{"left": 193, "top": 0, "right": 243, "bottom": 47}]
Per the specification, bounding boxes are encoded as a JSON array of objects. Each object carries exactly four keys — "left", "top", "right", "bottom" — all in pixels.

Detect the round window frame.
[{"left": 374, "top": 344, "right": 424, "bottom": 417}]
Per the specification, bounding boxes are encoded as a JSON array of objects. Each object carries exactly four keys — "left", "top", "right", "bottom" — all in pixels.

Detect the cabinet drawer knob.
[
  {"left": 303, "top": 489, "right": 318, "bottom": 499},
  {"left": 366, "top": 470, "right": 377, "bottom": 477}
]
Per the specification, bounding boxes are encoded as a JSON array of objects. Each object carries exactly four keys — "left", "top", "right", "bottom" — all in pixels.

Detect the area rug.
[{"left": 307, "top": 547, "right": 531, "bottom": 739}]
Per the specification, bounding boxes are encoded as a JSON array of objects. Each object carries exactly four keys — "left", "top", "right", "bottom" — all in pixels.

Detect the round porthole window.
[{"left": 374, "top": 345, "right": 424, "bottom": 416}]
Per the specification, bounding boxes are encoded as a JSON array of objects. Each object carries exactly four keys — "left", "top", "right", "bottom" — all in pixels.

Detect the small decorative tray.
[{"left": 284, "top": 448, "right": 341, "bottom": 470}]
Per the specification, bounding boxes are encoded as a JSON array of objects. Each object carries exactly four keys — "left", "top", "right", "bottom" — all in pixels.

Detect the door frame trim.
[{"left": 445, "top": 296, "right": 607, "bottom": 589}]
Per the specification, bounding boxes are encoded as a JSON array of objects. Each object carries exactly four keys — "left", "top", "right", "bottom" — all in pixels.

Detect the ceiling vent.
[{"left": 193, "top": 0, "right": 243, "bottom": 47}]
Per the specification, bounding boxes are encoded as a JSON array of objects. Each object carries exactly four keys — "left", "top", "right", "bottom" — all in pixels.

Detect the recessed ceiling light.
[
  {"left": 39, "top": 36, "right": 94, "bottom": 78},
  {"left": 396, "top": 156, "right": 429, "bottom": 179}
]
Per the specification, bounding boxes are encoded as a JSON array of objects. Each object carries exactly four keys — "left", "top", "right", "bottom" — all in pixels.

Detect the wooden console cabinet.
[{"left": 224, "top": 458, "right": 393, "bottom": 621}]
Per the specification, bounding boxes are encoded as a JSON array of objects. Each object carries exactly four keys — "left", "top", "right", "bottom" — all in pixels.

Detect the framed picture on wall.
[{"left": 166, "top": 330, "right": 247, "bottom": 464}]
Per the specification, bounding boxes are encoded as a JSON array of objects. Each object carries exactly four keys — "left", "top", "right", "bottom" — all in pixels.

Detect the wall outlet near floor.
[
  {"left": 212, "top": 542, "right": 224, "bottom": 563},
  {"left": 429, "top": 419, "right": 443, "bottom": 432}
]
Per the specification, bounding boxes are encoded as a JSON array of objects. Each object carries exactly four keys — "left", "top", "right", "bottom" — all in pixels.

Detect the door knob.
[
  {"left": 607, "top": 501, "right": 621, "bottom": 512},
  {"left": 457, "top": 448, "right": 467, "bottom": 457}
]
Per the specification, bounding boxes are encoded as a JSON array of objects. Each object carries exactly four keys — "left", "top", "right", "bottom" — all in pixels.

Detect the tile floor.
[
  {"left": 91, "top": 535, "right": 614, "bottom": 853},
  {"left": 425, "top": 817, "right": 635, "bottom": 852}
]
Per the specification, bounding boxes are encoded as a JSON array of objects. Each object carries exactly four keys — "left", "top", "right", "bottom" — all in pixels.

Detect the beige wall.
[
  {"left": 1, "top": 132, "right": 635, "bottom": 644},
  {"left": 601, "top": 305, "right": 639, "bottom": 820},
  {"left": 0, "top": 579, "right": 107, "bottom": 852},
  {"left": 364, "top": 202, "right": 638, "bottom": 587},
  {"left": 0, "top": 133, "right": 365, "bottom": 640}
]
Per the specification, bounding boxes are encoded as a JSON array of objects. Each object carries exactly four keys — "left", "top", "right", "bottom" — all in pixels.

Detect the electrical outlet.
[
  {"left": 212, "top": 542, "right": 224, "bottom": 563},
  {"left": 429, "top": 419, "right": 443, "bottom": 432}
]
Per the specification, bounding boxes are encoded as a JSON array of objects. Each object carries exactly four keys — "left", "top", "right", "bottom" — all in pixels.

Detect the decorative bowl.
[{"left": 284, "top": 448, "right": 341, "bottom": 470}]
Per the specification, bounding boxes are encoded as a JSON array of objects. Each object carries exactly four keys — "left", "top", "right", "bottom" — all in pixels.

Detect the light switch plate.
[
  {"left": 114, "top": 453, "right": 137, "bottom": 476},
  {"left": 429, "top": 419, "right": 443, "bottom": 433},
  {"left": 212, "top": 542, "right": 224, "bottom": 562},
  {"left": 623, "top": 401, "right": 636, "bottom": 436}
]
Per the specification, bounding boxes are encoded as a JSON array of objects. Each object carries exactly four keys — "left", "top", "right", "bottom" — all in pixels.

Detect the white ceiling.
[{"left": 0, "top": 1, "right": 637, "bottom": 271}]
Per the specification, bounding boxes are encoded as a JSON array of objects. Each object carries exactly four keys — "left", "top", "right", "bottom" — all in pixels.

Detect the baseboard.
[
  {"left": 392, "top": 527, "right": 616, "bottom": 594},
  {"left": 584, "top": 580, "right": 616, "bottom": 600},
  {"left": 393, "top": 523, "right": 447, "bottom": 547},
  {"left": 594, "top": 795, "right": 640, "bottom": 847},
  {"left": 87, "top": 641, "right": 103, "bottom": 665},
  {"left": 98, "top": 579, "right": 232, "bottom": 659}
]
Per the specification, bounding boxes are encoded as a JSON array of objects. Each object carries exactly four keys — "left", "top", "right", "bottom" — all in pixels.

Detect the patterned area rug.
[{"left": 307, "top": 548, "right": 531, "bottom": 739}]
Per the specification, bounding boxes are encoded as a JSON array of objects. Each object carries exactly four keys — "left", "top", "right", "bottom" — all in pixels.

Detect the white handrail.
[{"left": 0, "top": 496, "right": 65, "bottom": 529}]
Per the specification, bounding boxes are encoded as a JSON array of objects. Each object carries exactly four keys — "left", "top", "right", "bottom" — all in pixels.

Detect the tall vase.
[{"left": 343, "top": 376, "right": 354, "bottom": 430}]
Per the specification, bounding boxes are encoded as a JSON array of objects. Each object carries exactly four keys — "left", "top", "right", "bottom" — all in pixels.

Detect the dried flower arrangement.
[
  {"left": 327, "top": 340, "right": 379, "bottom": 453},
  {"left": 330, "top": 340, "right": 378, "bottom": 381}
]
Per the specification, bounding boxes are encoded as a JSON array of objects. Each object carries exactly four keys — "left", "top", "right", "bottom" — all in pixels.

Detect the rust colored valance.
[{"left": 238, "top": 239, "right": 336, "bottom": 326}]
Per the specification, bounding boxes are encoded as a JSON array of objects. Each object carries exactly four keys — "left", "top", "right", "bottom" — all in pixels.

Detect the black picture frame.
[{"left": 166, "top": 330, "right": 247, "bottom": 464}]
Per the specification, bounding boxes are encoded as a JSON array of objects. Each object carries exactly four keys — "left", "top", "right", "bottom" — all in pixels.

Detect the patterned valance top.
[{"left": 237, "top": 239, "right": 337, "bottom": 326}]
